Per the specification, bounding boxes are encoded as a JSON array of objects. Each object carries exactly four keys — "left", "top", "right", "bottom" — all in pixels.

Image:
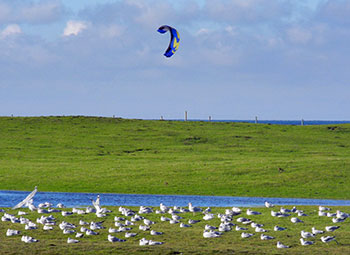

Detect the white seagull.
[
  {"left": 6, "top": 229, "right": 21, "bottom": 236},
  {"left": 247, "top": 209, "right": 261, "bottom": 215},
  {"left": 139, "top": 238, "right": 149, "bottom": 246},
  {"left": 291, "top": 217, "right": 303, "bottom": 223},
  {"left": 277, "top": 241, "right": 290, "bottom": 248},
  {"left": 12, "top": 186, "right": 38, "bottom": 210},
  {"left": 312, "top": 227, "right": 324, "bottom": 235},
  {"left": 67, "top": 237, "right": 79, "bottom": 243},
  {"left": 325, "top": 226, "right": 340, "bottom": 232},
  {"left": 301, "top": 230, "right": 315, "bottom": 238},
  {"left": 241, "top": 232, "right": 254, "bottom": 238},
  {"left": 265, "top": 201, "right": 274, "bottom": 208},
  {"left": 150, "top": 230, "right": 163, "bottom": 236},
  {"left": 261, "top": 234, "right": 275, "bottom": 240},
  {"left": 274, "top": 226, "right": 286, "bottom": 231},
  {"left": 203, "top": 230, "right": 221, "bottom": 238},
  {"left": 108, "top": 234, "right": 126, "bottom": 242},
  {"left": 188, "top": 203, "right": 202, "bottom": 213},
  {"left": 300, "top": 238, "right": 314, "bottom": 246},
  {"left": 321, "top": 236, "right": 338, "bottom": 244}
]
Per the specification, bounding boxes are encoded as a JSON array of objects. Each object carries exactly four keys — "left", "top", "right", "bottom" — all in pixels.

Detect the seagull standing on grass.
[
  {"left": 67, "top": 237, "right": 79, "bottom": 243},
  {"left": 274, "top": 226, "right": 286, "bottom": 231},
  {"left": 277, "top": 241, "right": 290, "bottom": 248},
  {"left": 241, "top": 232, "right": 254, "bottom": 238},
  {"left": 312, "top": 227, "right": 324, "bottom": 235},
  {"left": 261, "top": 234, "right": 275, "bottom": 240},
  {"left": 300, "top": 238, "right": 314, "bottom": 246},
  {"left": 321, "top": 236, "right": 338, "bottom": 244},
  {"left": 291, "top": 217, "right": 303, "bottom": 223},
  {"left": 188, "top": 203, "right": 202, "bottom": 213},
  {"left": 325, "top": 226, "right": 340, "bottom": 232},
  {"left": 301, "top": 230, "right": 315, "bottom": 238}
]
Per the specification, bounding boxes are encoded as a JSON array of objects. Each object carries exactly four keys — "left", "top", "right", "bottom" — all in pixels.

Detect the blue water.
[
  {"left": 171, "top": 119, "right": 350, "bottom": 125},
  {"left": 1, "top": 190, "right": 350, "bottom": 208}
]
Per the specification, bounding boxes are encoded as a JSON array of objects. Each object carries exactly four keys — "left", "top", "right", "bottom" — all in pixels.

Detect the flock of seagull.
[{"left": 1, "top": 187, "right": 347, "bottom": 250}]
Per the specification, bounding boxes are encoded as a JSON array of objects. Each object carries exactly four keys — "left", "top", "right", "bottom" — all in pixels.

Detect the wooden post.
[
  {"left": 301, "top": 119, "right": 304, "bottom": 126},
  {"left": 185, "top": 111, "right": 187, "bottom": 121},
  {"left": 255, "top": 116, "right": 258, "bottom": 124},
  {"left": 209, "top": 116, "right": 211, "bottom": 122}
]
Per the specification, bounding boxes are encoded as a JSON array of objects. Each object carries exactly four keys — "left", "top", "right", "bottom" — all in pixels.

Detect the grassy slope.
[{"left": 0, "top": 116, "right": 349, "bottom": 199}]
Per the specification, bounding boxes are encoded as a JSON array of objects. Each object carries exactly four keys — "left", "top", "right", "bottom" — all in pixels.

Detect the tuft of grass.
[{"left": 0, "top": 116, "right": 350, "bottom": 199}]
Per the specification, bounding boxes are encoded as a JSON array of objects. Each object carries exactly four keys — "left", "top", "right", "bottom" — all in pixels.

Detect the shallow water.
[{"left": 1, "top": 190, "right": 350, "bottom": 208}]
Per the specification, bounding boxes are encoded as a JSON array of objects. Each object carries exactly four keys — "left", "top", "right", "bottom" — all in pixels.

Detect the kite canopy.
[{"left": 157, "top": 25, "right": 180, "bottom": 57}]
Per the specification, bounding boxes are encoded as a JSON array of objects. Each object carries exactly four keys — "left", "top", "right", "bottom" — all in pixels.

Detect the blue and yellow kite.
[{"left": 157, "top": 25, "right": 180, "bottom": 58}]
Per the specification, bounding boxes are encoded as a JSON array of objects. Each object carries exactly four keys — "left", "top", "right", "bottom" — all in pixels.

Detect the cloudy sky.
[{"left": 0, "top": 0, "right": 349, "bottom": 120}]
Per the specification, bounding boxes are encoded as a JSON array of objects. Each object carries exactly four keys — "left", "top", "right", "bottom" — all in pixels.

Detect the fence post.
[{"left": 185, "top": 111, "right": 187, "bottom": 121}]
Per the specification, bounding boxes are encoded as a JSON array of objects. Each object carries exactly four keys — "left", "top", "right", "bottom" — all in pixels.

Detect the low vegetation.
[
  {"left": 1, "top": 205, "right": 349, "bottom": 255},
  {"left": 1, "top": 116, "right": 350, "bottom": 199}
]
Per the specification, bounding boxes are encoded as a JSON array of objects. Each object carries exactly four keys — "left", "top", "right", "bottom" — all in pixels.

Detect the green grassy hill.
[{"left": 1, "top": 116, "right": 349, "bottom": 199}]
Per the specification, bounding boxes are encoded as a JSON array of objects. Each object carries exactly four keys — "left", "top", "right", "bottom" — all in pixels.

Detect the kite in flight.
[{"left": 157, "top": 25, "right": 180, "bottom": 57}]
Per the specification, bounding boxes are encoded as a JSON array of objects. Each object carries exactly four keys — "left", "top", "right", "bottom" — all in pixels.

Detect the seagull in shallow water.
[
  {"left": 12, "top": 186, "right": 38, "bottom": 210},
  {"left": 265, "top": 201, "right": 274, "bottom": 208}
]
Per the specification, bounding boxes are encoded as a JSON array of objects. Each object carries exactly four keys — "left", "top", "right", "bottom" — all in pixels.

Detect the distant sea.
[{"left": 170, "top": 120, "right": 350, "bottom": 125}]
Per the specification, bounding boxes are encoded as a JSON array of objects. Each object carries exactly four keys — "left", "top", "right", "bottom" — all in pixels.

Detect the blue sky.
[{"left": 0, "top": 0, "right": 349, "bottom": 120}]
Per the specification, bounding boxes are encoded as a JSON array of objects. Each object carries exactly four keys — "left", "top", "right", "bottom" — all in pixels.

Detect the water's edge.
[{"left": 1, "top": 190, "right": 350, "bottom": 208}]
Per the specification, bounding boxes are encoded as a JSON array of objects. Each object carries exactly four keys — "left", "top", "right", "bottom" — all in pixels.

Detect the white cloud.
[
  {"left": 1, "top": 24, "right": 22, "bottom": 38},
  {"left": 63, "top": 20, "right": 88, "bottom": 36}
]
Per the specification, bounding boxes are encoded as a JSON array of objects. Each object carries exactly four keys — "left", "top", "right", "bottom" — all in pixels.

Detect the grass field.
[
  {"left": 0, "top": 116, "right": 350, "bottom": 199},
  {"left": 1, "top": 205, "right": 349, "bottom": 255}
]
